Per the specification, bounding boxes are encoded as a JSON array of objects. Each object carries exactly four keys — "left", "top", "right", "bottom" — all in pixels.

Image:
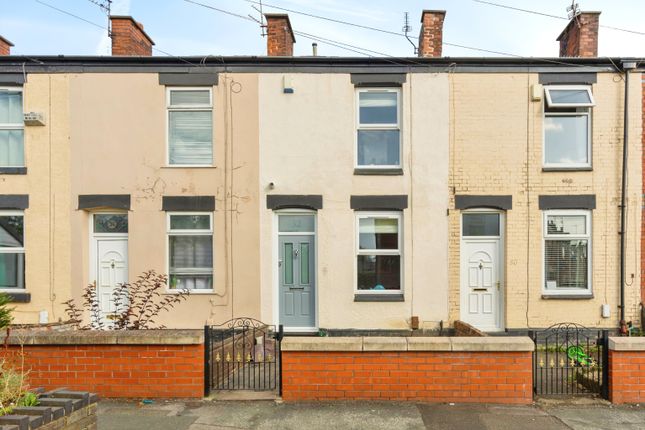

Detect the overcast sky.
[{"left": 2, "top": 0, "right": 644, "bottom": 58}]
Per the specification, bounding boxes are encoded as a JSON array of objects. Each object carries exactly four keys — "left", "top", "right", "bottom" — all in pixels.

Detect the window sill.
[
  {"left": 354, "top": 293, "right": 404, "bottom": 302},
  {"left": 0, "top": 291, "right": 31, "bottom": 303},
  {"left": 165, "top": 290, "right": 215, "bottom": 295},
  {"left": 542, "top": 167, "right": 592, "bottom": 172},
  {"left": 354, "top": 168, "right": 403, "bottom": 176},
  {"left": 0, "top": 167, "right": 27, "bottom": 175},
  {"left": 161, "top": 166, "right": 216, "bottom": 169},
  {"left": 541, "top": 293, "right": 593, "bottom": 300}
]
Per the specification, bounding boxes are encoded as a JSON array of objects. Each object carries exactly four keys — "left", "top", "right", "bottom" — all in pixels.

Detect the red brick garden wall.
[
  {"left": 282, "top": 351, "right": 532, "bottom": 404},
  {"left": 2, "top": 336, "right": 205, "bottom": 398},
  {"left": 609, "top": 350, "right": 645, "bottom": 404}
]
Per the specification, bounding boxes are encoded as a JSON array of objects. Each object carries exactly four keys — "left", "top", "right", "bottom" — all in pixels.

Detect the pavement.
[{"left": 97, "top": 397, "right": 645, "bottom": 430}]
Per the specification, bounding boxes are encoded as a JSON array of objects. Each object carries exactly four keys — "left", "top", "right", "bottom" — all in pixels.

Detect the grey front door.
[{"left": 279, "top": 234, "right": 315, "bottom": 328}]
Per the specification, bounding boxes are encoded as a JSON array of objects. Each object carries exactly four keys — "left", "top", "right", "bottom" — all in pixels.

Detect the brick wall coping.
[
  {"left": 609, "top": 336, "right": 645, "bottom": 351},
  {"left": 4, "top": 329, "right": 204, "bottom": 345},
  {"left": 281, "top": 336, "right": 534, "bottom": 352}
]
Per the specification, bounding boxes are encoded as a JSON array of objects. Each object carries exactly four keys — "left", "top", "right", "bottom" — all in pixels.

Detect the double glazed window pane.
[
  {"left": 357, "top": 130, "right": 400, "bottom": 166},
  {"left": 544, "top": 115, "right": 589, "bottom": 165},
  {"left": 462, "top": 213, "right": 499, "bottom": 236},
  {"left": 546, "top": 215, "right": 586, "bottom": 235},
  {"left": 357, "top": 255, "right": 400, "bottom": 290},
  {"left": 359, "top": 92, "right": 397, "bottom": 124},
  {"left": 0, "top": 215, "right": 24, "bottom": 289},
  {"left": 93, "top": 214, "right": 128, "bottom": 233},
  {"left": 169, "top": 111, "right": 212, "bottom": 165},
  {"left": 547, "top": 89, "right": 593, "bottom": 105},
  {"left": 0, "top": 253, "right": 24, "bottom": 289},
  {"left": 359, "top": 218, "right": 398, "bottom": 250},
  {"left": 278, "top": 215, "right": 315, "bottom": 233},
  {"left": 170, "top": 214, "right": 210, "bottom": 230},
  {"left": 0, "top": 90, "right": 24, "bottom": 167},
  {"left": 0, "top": 91, "right": 23, "bottom": 124},
  {"left": 169, "top": 235, "right": 213, "bottom": 290},
  {"left": 169, "top": 90, "right": 210, "bottom": 106},
  {"left": 545, "top": 239, "right": 588, "bottom": 289}
]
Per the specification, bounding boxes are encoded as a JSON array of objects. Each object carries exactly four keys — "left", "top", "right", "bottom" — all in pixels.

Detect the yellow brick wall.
[{"left": 449, "top": 72, "right": 643, "bottom": 329}]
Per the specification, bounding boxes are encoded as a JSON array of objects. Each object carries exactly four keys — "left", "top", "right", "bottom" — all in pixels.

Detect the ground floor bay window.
[
  {"left": 543, "top": 210, "right": 591, "bottom": 296},
  {"left": 356, "top": 212, "right": 402, "bottom": 294},
  {"left": 167, "top": 212, "right": 213, "bottom": 291},
  {"left": 0, "top": 211, "right": 24, "bottom": 289}
]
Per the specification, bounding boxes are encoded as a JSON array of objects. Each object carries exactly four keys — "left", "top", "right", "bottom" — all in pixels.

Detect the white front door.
[
  {"left": 460, "top": 211, "right": 504, "bottom": 332},
  {"left": 96, "top": 239, "right": 128, "bottom": 315}
]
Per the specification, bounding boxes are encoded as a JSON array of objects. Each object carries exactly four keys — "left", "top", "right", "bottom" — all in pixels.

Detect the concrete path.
[{"left": 97, "top": 398, "right": 645, "bottom": 430}]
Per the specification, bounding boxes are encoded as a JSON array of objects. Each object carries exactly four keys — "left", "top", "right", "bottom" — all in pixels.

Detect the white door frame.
[
  {"left": 89, "top": 211, "right": 129, "bottom": 302},
  {"left": 459, "top": 208, "right": 505, "bottom": 332},
  {"left": 272, "top": 209, "right": 318, "bottom": 333}
]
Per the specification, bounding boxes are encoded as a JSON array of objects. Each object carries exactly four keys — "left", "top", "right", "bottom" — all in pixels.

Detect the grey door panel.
[{"left": 279, "top": 234, "right": 316, "bottom": 328}]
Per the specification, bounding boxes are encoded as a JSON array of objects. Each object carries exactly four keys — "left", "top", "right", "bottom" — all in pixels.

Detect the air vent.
[{"left": 23, "top": 112, "right": 45, "bottom": 126}]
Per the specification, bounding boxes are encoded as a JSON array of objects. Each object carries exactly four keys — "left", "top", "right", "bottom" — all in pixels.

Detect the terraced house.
[{"left": 0, "top": 9, "right": 642, "bottom": 334}]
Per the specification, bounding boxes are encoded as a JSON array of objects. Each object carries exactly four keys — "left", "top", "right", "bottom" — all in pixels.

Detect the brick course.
[
  {"left": 281, "top": 351, "right": 532, "bottom": 404},
  {"left": 110, "top": 16, "right": 154, "bottom": 56},
  {"left": 266, "top": 14, "right": 295, "bottom": 56},
  {"left": 418, "top": 10, "right": 445, "bottom": 58},
  {"left": 609, "top": 350, "right": 645, "bottom": 404},
  {"left": 2, "top": 344, "right": 204, "bottom": 398}
]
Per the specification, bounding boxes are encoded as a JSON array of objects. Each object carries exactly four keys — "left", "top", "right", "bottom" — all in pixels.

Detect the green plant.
[
  {"left": 0, "top": 359, "right": 27, "bottom": 416},
  {"left": 17, "top": 391, "right": 38, "bottom": 407},
  {"left": 63, "top": 270, "right": 190, "bottom": 330}
]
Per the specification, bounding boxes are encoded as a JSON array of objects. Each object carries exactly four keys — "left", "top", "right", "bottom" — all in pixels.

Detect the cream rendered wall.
[
  {"left": 0, "top": 75, "right": 73, "bottom": 324},
  {"left": 68, "top": 73, "right": 260, "bottom": 329},
  {"left": 258, "top": 73, "right": 450, "bottom": 330},
  {"left": 449, "top": 72, "right": 642, "bottom": 329}
]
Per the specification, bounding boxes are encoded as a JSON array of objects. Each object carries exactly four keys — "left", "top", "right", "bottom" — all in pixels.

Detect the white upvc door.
[{"left": 96, "top": 239, "right": 128, "bottom": 316}]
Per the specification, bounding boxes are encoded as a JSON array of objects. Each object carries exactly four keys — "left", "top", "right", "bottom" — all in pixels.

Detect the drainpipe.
[{"left": 619, "top": 61, "right": 637, "bottom": 328}]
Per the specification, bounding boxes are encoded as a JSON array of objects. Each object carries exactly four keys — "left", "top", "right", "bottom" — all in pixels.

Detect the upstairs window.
[
  {"left": 356, "top": 89, "right": 401, "bottom": 168},
  {"left": 167, "top": 88, "right": 213, "bottom": 166},
  {"left": 543, "top": 86, "right": 594, "bottom": 169},
  {"left": 0, "top": 88, "right": 24, "bottom": 168},
  {"left": 0, "top": 211, "right": 25, "bottom": 289}
]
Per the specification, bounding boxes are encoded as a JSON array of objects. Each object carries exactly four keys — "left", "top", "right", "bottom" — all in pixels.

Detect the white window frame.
[
  {"left": 355, "top": 211, "right": 403, "bottom": 295},
  {"left": 355, "top": 88, "right": 402, "bottom": 169},
  {"left": 543, "top": 85, "right": 593, "bottom": 169},
  {"left": 166, "top": 211, "right": 214, "bottom": 293},
  {"left": 0, "top": 210, "right": 25, "bottom": 291},
  {"left": 166, "top": 87, "right": 213, "bottom": 167},
  {"left": 542, "top": 209, "right": 592, "bottom": 296},
  {"left": 0, "top": 87, "right": 25, "bottom": 168}
]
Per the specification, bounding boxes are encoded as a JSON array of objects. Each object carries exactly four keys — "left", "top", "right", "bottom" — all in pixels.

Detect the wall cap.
[
  {"left": 609, "top": 336, "right": 645, "bottom": 351},
  {"left": 281, "top": 336, "right": 534, "bottom": 352},
  {"left": 6, "top": 329, "right": 204, "bottom": 345}
]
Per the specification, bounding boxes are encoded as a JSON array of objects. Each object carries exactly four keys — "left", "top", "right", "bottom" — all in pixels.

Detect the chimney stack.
[
  {"left": 265, "top": 14, "right": 295, "bottom": 56},
  {"left": 0, "top": 36, "right": 14, "bottom": 56},
  {"left": 556, "top": 12, "right": 601, "bottom": 57},
  {"left": 110, "top": 16, "right": 155, "bottom": 56},
  {"left": 418, "top": 10, "right": 446, "bottom": 58}
]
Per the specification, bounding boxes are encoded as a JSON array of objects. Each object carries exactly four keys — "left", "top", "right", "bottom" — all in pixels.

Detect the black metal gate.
[
  {"left": 530, "top": 323, "right": 608, "bottom": 398},
  {"left": 204, "top": 318, "right": 283, "bottom": 396}
]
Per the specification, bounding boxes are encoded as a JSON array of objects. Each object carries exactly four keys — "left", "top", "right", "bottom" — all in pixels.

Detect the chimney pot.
[
  {"left": 418, "top": 10, "right": 446, "bottom": 58},
  {"left": 265, "top": 14, "right": 295, "bottom": 56},
  {"left": 0, "top": 36, "right": 14, "bottom": 56},
  {"left": 110, "top": 15, "right": 155, "bottom": 56},
  {"left": 556, "top": 12, "right": 601, "bottom": 58}
]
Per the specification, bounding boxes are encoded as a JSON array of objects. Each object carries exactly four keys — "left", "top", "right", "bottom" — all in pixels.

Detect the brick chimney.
[
  {"left": 265, "top": 14, "right": 295, "bottom": 56},
  {"left": 0, "top": 36, "right": 14, "bottom": 56},
  {"left": 110, "top": 16, "right": 155, "bottom": 56},
  {"left": 418, "top": 10, "right": 446, "bottom": 58},
  {"left": 556, "top": 12, "right": 601, "bottom": 57}
]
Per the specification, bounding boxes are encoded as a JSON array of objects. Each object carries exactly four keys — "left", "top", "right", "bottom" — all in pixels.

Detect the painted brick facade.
[
  {"left": 609, "top": 350, "right": 645, "bottom": 404},
  {"left": 281, "top": 351, "right": 532, "bottom": 404},
  {"left": 448, "top": 73, "right": 643, "bottom": 329},
  {"left": 3, "top": 344, "right": 204, "bottom": 398}
]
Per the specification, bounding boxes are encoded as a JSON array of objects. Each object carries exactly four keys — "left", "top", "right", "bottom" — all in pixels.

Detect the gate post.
[
  {"left": 528, "top": 330, "right": 535, "bottom": 398},
  {"left": 278, "top": 324, "right": 284, "bottom": 396},
  {"left": 601, "top": 329, "right": 609, "bottom": 399},
  {"left": 204, "top": 325, "right": 210, "bottom": 397}
]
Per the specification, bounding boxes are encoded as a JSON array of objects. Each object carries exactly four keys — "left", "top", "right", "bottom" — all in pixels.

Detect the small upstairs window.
[
  {"left": 356, "top": 89, "right": 401, "bottom": 168},
  {"left": 543, "top": 86, "right": 594, "bottom": 169},
  {"left": 0, "top": 88, "right": 24, "bottom": 168},
  {"left": 167, "top": 88, "right": 213, "bottom": 166}
]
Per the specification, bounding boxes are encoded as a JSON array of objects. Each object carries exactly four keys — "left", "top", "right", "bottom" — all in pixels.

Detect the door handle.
[
  {"left": 496, "top": 281, "right": 501, "bottom": 291},
  {"left": 293, "top": 249, "right": 299, "bottom": 258},
  {"left": 278, "top": 259, "right": 282, "bottom": 267}
]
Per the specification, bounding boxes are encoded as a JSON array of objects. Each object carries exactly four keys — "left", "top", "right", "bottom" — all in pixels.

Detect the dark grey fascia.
[
  {"left": 351, "top": 73, "right": 406, "bottom": 87},
  {"left": 538, "top": 73, "right": 597, "bottom": 85},
  {"left": 454, "top": 195, "right": 512, "bottom": 210},
  {"left": 354, "top": 294, "right": 404, "bottom": 302},
  {"left": 162, "top": 196, "right": 216, "bottom": 211},
  {"left": 0, "top": 195, "right": 29, "bottom": 209},
  {"left": 6, "top": 292, "right": 30, "bottom": 303},
  {"left": 158, "top": 73, "right": 218, "bottom": 86},
  {"left": 266, "top": 195, "right": 323, "bottom": 210},
  {"left": 350, "top": 195, "right": 408, "bottom": 210},
  {"left": 78, "top": 194, "right": 131, "bottom": 210},
  {"left": 0, "top": 74, "right": 25, "bottom": 85},
  {"left": 538, "top": 194, "right": 596, "bottom": 210}
]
